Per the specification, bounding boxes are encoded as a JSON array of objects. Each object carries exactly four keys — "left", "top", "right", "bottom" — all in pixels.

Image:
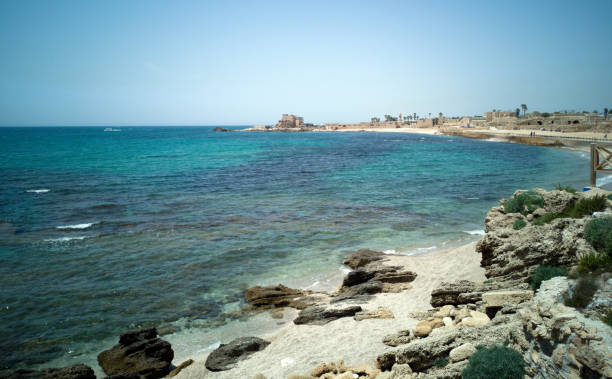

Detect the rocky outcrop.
[
  {"left": 336, "top": 252, "right": 417, "bottom": 303},
  {"left": 293, "top": 305, "right": 362, "bottom": 325},
  {"left": 0, "top": 364, "right": 96, "bottom": 379},
  {"left": 244, "top": 284, "right": 319, "bottom": 310},
  {"left": 97, "top": 328, "right": 174, "bottom": 379},
  {"left": 476, "top": 189, "right": 597, "bottom": 283},
  {"left": 342, "top": 249, "right": 385, "bottom": 269},
  {"left": 204, "top": 337, "right": 270, "bottom": 371},
  {"left": 429, "top": 279, "right": 524, "bottom": 307},
  {"left": 377, "top": 276, "right": 612, "bottom": 378}
]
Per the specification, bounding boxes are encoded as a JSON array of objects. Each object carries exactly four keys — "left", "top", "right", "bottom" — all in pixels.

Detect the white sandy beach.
[{"left": 175, "top": 241, "right": 484, "bottom": 379}]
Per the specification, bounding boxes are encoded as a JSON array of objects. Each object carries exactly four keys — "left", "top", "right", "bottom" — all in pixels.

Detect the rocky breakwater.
[{"left": 374, "top": 188, "right": 612, "bottom": 378}]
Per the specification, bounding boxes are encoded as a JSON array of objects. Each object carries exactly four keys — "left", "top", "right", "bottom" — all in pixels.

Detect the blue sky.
[{"left": 0, "top": 0, "right": 611, "bottom": 126}]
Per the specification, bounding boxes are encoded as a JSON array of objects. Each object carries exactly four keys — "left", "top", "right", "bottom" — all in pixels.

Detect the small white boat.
[{"left": 104, "top": 128, "right": 121, "bottom": 132}]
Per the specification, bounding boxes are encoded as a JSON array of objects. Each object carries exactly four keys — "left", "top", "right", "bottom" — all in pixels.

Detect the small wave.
[
  {"left": 383, "top": 249, "right": 397, "bottom": 255},
  {"left": 305, "top": 281, "right": 320, "bottom": 289},
  {"left": 596, "top": 174, "right": 612, "bottom": 187},
  {"left": 45, "top": 236, "right": 87, "bottom": 242},
  {"left": 26, "top": 189, "right": 50, "bottom": 193},
  {"left": 196, "top": 341, "right": 221, "bottom": 353},
  {"left": 464, "top": 230, "right": 485, "bottom": 236},
  {"left": 56, "top": 222, "right": 97, "bottom": 230},
  {"left": 339, "top": 267, "right": 351, "bottom": 274}
]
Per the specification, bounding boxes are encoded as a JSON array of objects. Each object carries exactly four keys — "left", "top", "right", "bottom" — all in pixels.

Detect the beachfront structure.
[{"left": 275, "top": 114, "right": 304, "bottom": 128}]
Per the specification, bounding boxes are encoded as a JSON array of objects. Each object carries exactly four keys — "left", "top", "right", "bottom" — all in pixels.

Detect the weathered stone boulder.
[
  {"left": 342, "top": 269, "right": 375, "bottom": 287},
  {"left": 342, "top": 249, "right": 385, "bottom": 269},
  {"left": 354, "top": 306, "right": 394, "bottom": 321},
  {"left": 0, "top": 364, "right": 96, "bottom": 379},
  {"left": 382, "top": 330, "right": 414, "bottom": 347},
  {"left": 204, "top": 337, "right": 270, "bottom": 371},
  {"left": 449, "top": 342, "right": 476, "bottom": 362},
  {"left": 244, "top": 284, "right": 316, "bottom": 310},
  {"left": 482, "top": 289, "right": 534, "bottom": 318},
  {"left": 430, "top": 280, "right": 507, "bottom": 307},
  {"left": 332, "top": 280, "right": 384, "bottom": 303},
  {"left": 459, "top": 310, "right": 490, "bottom": 327},
  {"left": 413, "top": 320, "right": 433, "bottom": 338},
  {"left": 97, "top": 328, "right": 173, "bottom": 379},
  {"left": 294, "top": 305, "right": 362, "bottom": 325},
  {"left": 477, "top": 192, "right": 596, "bottom": 283}
]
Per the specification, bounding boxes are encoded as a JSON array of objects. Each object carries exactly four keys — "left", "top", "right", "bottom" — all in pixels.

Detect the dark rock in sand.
[
  {"left": 342, "top": 249, "right": 385, "bottom": 269},
  {"left": 293, "top": 305, "right": 362, "bottom": 325},
  {"left": 97, "top": 328, "right": 174, "bottom": 379},
  {"left": 205, "top": 337, "right": 270, "bottom": 372},
  {"left": 245, "top": 284, "right": 314, "bottom": 310},
  {"left": 342, "top": 269, "right": 376, "bottom": 287},
  {"left": 374, "top": 268, "right": 417, "bottom": 284},
  {"left": 0, "top": 364, "right": 96, "bottom": 379}
]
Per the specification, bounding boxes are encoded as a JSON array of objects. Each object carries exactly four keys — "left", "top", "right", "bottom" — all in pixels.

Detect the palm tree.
[
  {"left": 521, "top": 104, "right": 527, "bottom": 117},
  {"left": 515, "top": 108, "right": 520, "bottom": 118},
  {"left": 605, "top": 108, "right": 609, "bottom": 120},
  {"left": 413, "top": 113, "right": 417, "bottom": 121}
]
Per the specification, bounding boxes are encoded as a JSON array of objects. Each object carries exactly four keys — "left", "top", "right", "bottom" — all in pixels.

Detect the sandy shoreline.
[{"left": 175, "top": 241, "right": 484, "bottom": 378}]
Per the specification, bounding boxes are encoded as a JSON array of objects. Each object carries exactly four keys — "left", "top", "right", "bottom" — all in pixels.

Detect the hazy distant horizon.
[{"left": 1, "top": 0, "right": 611, "bottom": 126}]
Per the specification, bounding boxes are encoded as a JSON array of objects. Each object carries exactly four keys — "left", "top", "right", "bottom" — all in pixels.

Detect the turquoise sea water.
[{"left": 0, "top": 127, "right": 593, "bottom": 372}]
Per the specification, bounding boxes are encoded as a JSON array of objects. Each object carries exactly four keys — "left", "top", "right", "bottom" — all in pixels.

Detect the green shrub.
[
  {"left": 584, "top": 217, "right": 612, "bottom": 257},
  {"left": 532, "top": 212, "right": 562, "bottom": 225},
  {"left": 512, "top": 219, "right": 527, "bottom": 230},
  {"left": 577, "top": 252, "right": 611, "bottom": 274},
  {"left": 603, "top": 309, "right": 612, "bottom": 328},
  {"left": 461, "top": 345, "right": 525, "bottom": 379},
  {"left": 607, "top": 194, "right": 612, "bottom": 201},
  {"left": 569, "top": 196, "right": 607, "bottom": 218},
  {"left": 530, "top": 265, "right": 568, "bottom": 290},
  {"left": 533, "top": 196, "right": 608, "bottom": 226},
  {"left": 555, "top": 184, "right": 577, "bottom": 194},
  {"left": 565, "top": 276, "right": 599, "bottom": 308},
  {"left": 504, "top": 191, "right": 544, "bottom": 215},
  {"left": 434, "top": 356, "right": 449, "bottom": 368}
]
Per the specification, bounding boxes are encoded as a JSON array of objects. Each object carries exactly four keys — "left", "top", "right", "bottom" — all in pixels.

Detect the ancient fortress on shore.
[{"left": 268, "top": 110, "right": 612, "bottom": 133}]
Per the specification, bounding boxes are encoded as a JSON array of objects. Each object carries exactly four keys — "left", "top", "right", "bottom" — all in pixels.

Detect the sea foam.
[
  {"left": 56, "top": 222, "right": 97, "bottom": 230},
  {"left": 464, "top": 230, "right": 485, "bottom": 236},
  {"left": 26, "top": 189, "right": 50, "bottom": 193},
  {"left": 45, "top": 236, "right": 87, "bottom": 242},
  {"left": 597, "top": 174, "right": 612, "bottom": 187}
]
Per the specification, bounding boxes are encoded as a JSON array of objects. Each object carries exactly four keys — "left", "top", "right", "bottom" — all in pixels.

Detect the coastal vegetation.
[
  {"left": 461, "top": 344, "right": 526, "bottom": 379},
  {"left": 512, "top": 219, "right": 526, "bottom": 230},
  {"left": 565, "top": 276, "right": 599, "bottom": 308},
  {"left": 503, "top": 191, "right": 544, "bottom": 215},
  {"left": 584, "top": 216, "right": 612, "bottom": 257},
  {"left": 532, "top": 195, "right": 608, "bottom": 225},
  {"left": 555, "top": 184, "right": 577, "bottom": 194},
  {"left": 530, "top": 265, "right": 567, "bottom": 290}
]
